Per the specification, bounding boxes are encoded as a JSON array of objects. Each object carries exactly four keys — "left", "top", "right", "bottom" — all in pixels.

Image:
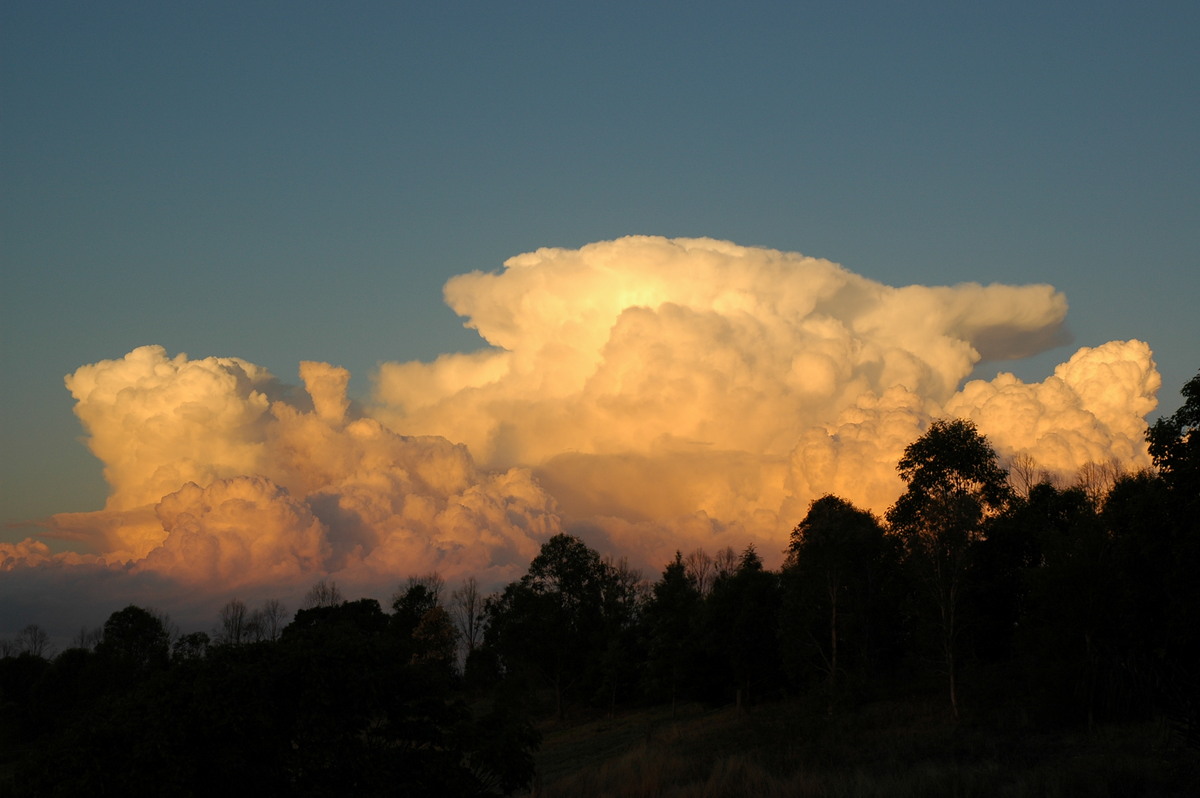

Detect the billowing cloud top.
[
  {"left": 2, "top": 237, "right": 1160, "bottom": 621},
  {"left": 34, "top": 349, "right": 559, "bottom": 588}
]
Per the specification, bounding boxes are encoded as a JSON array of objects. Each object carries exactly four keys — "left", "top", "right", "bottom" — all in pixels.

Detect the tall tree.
[
  {"left": 886, "top": 418, "right": 1012, "bottom": 719},
  {"left": 214, "top": 598, "right": 250, "bottom": 646},
  {"left": 1145, "top": 369, "right": 1200, "bottom": 669},
  {"left": 645, "top": 552, "right": 702, "bottom": 714},
  {"left": 485, "top": 533, "right": 613, "bottom": 720},
  {"left": 392, "top": 581, "right": 440, "bottom": 641},
  {"left": 996, "top": 483, "right": 1109, "bottom": 725},
  {"left": 1147, "top": 369, "right": 1200, "bottom": 513},
  {"left": 700, "top": 546, "right": 782, "bottom": 709},
  {"left": 683, "top": 548, "right": 715, "bottom": 596},
  {"left": 303, "top": 578, "right": 343, "bottom": 609},
  {"left": 783, "top": 495, "right": 893, "bottom": 711},
  {"left": 257, "top": 599, "right": 288, "bottom": 642},
  {"left": 96, "top": 605, "right": 170, "bottom": 684},
  {"left": 449, "top": 576, "right": 485, "bottom": 661},
  {"left": 13, "top": 625, "right": 52, "bottom": 659}
]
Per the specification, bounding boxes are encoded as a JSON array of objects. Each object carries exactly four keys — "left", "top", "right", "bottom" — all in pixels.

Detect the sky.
[{"left": 2, "top": 2, "right": 1198, "bottom": 643}]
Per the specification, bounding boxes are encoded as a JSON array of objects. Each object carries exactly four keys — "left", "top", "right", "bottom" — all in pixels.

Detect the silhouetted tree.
[
  {"left": 450, "top": 575, "right": 485, "bottom": 661},
  {"left": 645, "top": 552, "right": 702, "bottom": 714},
  {"left": 71, "top": 625, "right": 103, "bottom": 652},
  {"left": 1146, "top": 369, "right": 1200, "bottom": 669},
  {"left": 713, "top": 545, "right": 739, "bottom": 581},
  {"left": 684, "top": 547, "right": 715, "bottom": 596},
  {"left": 96, "top": 605, "right": 170, "bottom": 682},
  {"left": 700, "top": 546, "right": 782, "bottom": 709},
  {"left": 303, "top": 578, "right": 343, "bottom": 608},
  {"left": 596, "top": 555, "right": 647, "bottom": 712},
  {"left": 783, "top": 495, "right": 895, "bottom": 711},
  {"left": 485, "top": 533, "right": 613, "bottom": 720},
  {"left": 13, "top": 625, "right": 52, "bottom": 659},
  {"left": 1075, "top": 459, "right": 1124, "bottom": 508},
  {"left": 1148, "top": 369, "right": 1200, "bottom": 515},
  {"left": 1010, "top": 482, "right": 1115, "bottom": 726},
  {"left": 399, "top": 571, "right": 445, "bottom": 607},
  {"left": 258, "top": 598, "right": 288, "bottom": 641},
  {"left": 173, "top": 631, "right": 210, "bottom": 661},
  {"left": 214, "top": 598, "right": 250, "bottom": 646},
  {"left": 411, "top": 605, "right": 460, "bottom": 675},
  {"left": 392, "top": 581, "right": 440, "bottom": 641},
  {"left": 887, "top": 418, "right": 1012, "bottom": 720}
]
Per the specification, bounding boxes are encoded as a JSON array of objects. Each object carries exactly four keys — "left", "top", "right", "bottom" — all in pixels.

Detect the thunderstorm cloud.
[{"left": 1, "top": 237, "right": 1160, "bottom": 628}]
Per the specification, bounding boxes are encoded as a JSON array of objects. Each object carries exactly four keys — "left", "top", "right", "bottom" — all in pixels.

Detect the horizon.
[{"left": 3, "top": 3, "right": 1198, "bottom": 641}]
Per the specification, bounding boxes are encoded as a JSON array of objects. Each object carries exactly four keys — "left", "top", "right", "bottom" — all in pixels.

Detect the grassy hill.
[{"left": 528, "top": 694, "right": 1199, "bottom": 797}]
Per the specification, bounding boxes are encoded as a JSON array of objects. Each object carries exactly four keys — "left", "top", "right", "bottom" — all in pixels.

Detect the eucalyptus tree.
[
  {"left": 700, "top": 546, "right": 782, "bottom": 709},
  {"left": 784, "top": 495, "right": 894, "bottom": 711},
  {"left": 485, "top": 533, "right": 616, "bottom": 720},
  {"left": 886, "top": 418, "right": 1012, "bottom": 719},
  {"left": 1145, "top": 369, "right": 1200, "bottom": 668}
]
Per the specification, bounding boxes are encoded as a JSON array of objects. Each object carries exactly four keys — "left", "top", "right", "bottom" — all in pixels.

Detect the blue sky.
[{"left": 3, "top": 1, "right": 1198, "bottom": 542}]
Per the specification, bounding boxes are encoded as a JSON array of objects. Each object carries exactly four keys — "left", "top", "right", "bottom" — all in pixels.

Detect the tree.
[
  {"left": 1148, "top": 369, "right": 1200, "bottom": 516},
  {"left": 683, "top": 548, "right": 715, "bottom": 596},
  {"left": 713, "top": 546, "right": 739, "bottom": 581},
  {"left": 214, "top": 599, "right": 250, "bottom": 646},
  {"left": 14, "top": 625, "right": 52, "bottom": 659},
  {"left": 1007, "top": 452, "right": 1053, "bottom": 498},
  {"left": 1145, "top": 369, "right": 1200, "bottom": 672},
  {"left": 303, "top": 578, "right": 343, "bottom": 609},
  {"left": 597, "top": 555, "right": 646, "bottom": 713},
  {"left": 783, "top": 495, "right": 893, "bottom": 712},
  {"left": 1075, "top": 459, "right": 1123, "bottom": 508},
  {"left": 699, "top": 546, "right": 782, "bottom": 709},
  {"left": 1012, "top": 483, "right": 1111, "bottom": 726},
  {"left": 645, "top": 552, "right": 702, "bottom": 714},
  {"left": 398, "top": 572, "right": 445, "bottom": 607},
  {"left": 886, "top": 418, "right": 1012, "bottom": 720},
  {"left": 485, "top": 533, "right": 614, "bottom": 720},
  {"left": 450, "top": 576, "right": 485, "bottom": 661},
  {"left": 410, "top": 605, "right": 460, "bottom": 674},
  {"left": 256, "top": 598, "right": 288, "bottom": 642},
  {"left": 173, "top": 631, "right": 210, "bottom": 661},
  {"left": 96, "top": 605, "right": 170, "bottom": 681},
  {"left": 392, "top": 582, "right": 438, "bottom": 628},
  {"left": 71, "top": 626, "right": 103, "bottom": 652}
]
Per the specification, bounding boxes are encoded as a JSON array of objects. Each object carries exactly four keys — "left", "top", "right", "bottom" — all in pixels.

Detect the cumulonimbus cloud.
[
  {"left": 7, "top": 349, "right": 559, "bottom": 594},
  {"left": 2, "top": 237, "right": 1160, "bottom": 619}
]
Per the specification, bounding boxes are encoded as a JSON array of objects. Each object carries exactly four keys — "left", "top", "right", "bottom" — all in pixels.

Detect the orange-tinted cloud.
[{"left": 2, "top": 237, "right": 1159, "bottom": 613}]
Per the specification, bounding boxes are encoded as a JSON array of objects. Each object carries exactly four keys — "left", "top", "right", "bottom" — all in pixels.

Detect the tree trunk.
[
  {"left": 948, "top": 646, "right": 959, "bottom": 721},
  {"left": 828, "top": 577, "right": 839, "bottom": 716}
]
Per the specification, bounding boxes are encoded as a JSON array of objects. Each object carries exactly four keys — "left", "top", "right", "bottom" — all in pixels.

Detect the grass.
[{"left": 526, "top": 695, "right": 1200, "bottom": 797}]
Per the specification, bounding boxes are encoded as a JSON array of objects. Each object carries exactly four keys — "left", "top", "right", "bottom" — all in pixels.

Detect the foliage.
[
  {"left": 886, "top": 418, "right": 1012, "bottom": 720},
  {"left": 485, "top": 533, "right": 619, "bottom": 720},
  {"left": 782, "top": 496, "right": 899, "bottom": 706},
  {"left": 644, "top": 552, "right": 702, "bottom": 709},
  {"left": 696, "top": 546, "right": 782, "bottom": 707},
  {"left": 1148, "top": 369, "right": 1200, "bottom": 508},
  {"left": 5, "top": 390, "right": 1200, "bottom": 792},
  {"left": 2, "top": 596, "right": 537, "bottom": 795}
]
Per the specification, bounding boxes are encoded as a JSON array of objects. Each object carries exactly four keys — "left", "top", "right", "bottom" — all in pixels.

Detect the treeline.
[
  {"left": 1, "top": 372, "right": 1197, "bottom": 794},
  {"left": 0, "top": 579, "right": 538, "bottom": 796}
]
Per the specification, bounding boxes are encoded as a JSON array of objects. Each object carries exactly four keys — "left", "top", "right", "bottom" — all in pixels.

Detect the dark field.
[{"left": 531, "top": 695, "right": 1199, "bottom": 797}]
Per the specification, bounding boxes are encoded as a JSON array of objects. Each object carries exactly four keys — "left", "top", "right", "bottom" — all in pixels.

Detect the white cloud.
[{"left": 2, "top": 237, "right": 1161, "bottom": 630}]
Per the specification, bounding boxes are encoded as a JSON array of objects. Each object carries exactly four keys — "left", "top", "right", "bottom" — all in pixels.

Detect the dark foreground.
[{"left": 531, "top": 695, "right": 1200, "bottom": 797}]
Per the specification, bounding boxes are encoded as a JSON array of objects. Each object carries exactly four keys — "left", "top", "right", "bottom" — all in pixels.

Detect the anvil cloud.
[{"left": 1, "top": 238, "right": 1160, "bottom": 623}]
